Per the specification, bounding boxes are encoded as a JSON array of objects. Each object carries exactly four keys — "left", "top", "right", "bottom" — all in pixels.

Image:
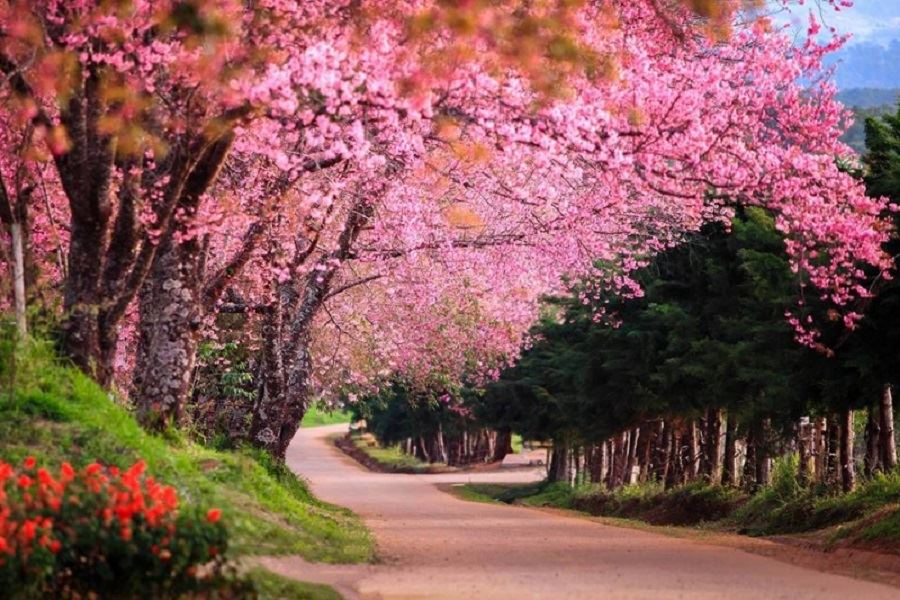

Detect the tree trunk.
[
  {"left": 705, "top": 408, "right": 724, "bottom": 483},
  {"left": 755, "top": 419, "right": 772, "bottom": 488},
  {"left": 743, "top": 432, "right": 757, "bottom": 491},
  {"left": 494, "top": 428, "right": 513, "bottom": 462},
  {"left": 132, "top": 233, "right": 202, "bottom": 431},
  {"left": 798, "top": 418, "right": 813, "bottom": 485},
  {"left": 638, "top": 422, "right": 657, "bottom": 483},
  {"left": 625, "top": 427, "right": 640, "bottom": 485},
  {"left": 665, "top": 426, "right": 682, "bottom": 490},
  {"left": 686, "top": 420, "right": 700, "bottom": 482},
  {"left": 840, "top": 408, "right": 856, "bottom": 493},
  {"left": 722, "top": 415, "right": 738, "bottom": 487},
  {"left": 881, "top": 385, "right": 897, "bottom": 471},
  {"left": 813, "top": 416, "right": 828, "bottom": 483},
  {"left": 548, "top": 443, "right": 569, "bottom": 483},
  {"left": 9, "top": 222, "right": 27, "bottom": 338},
  {"left": 865, "top": 404, "right": 882, "bottom": 478},
  {"left": 827, "top": 414, "right": 841, "bottom": 487}
]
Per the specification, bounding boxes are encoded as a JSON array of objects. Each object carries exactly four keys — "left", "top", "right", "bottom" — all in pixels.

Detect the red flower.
[
  {"left": 205, "top": 508, "right": 222, "bottom": 524},
  {"left": 20, "top": 520, "right": 37, "bottom": 543},
  {"left": 23, "top": 456, "right": 36, "bottom": 470},
  {"left": 85, "top": 463, "right": 102, "bottom": 476},
  {"left": 49, "top": 539, "right": 61, "bottom": 554},
  {"left": 60, "top": 462, "right": 74, "bottom": 483},
  {"left": 17, "top": 475, "right": 33, "bottom": 489}
]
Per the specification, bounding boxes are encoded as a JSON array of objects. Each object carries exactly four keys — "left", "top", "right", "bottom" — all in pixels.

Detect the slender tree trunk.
[
  {"left": 865, "top": 404, "right": 882, "bottom": 478},
  {"left": 625, "top": 427, "right": 640, "bottom": 485},
  {"left": 756, "top": 419, "right": 772, "bottom": 488},
  {"left": 722, "top": 415, "right": 738, "bottom": 487},
  {"left": 881, "top": 385, "right": 897, "bottom": 471},
  {"left": 798, "top": 418, "right": 813, "bottom": 485},
  {"left": 840, "top": 408, "right": 856, "bottom": 493},
  {"left": 9, "top": 222, "right": 27, "bottom": 338},
  {"left": 686, "top": 420, "right": 700, "bottom": 482},
  {"left": 827, "top": 414, "right": 841, "bottom": 487},
  {"left": 813, "top": 416, "right": 828, "bottom": 483},
  {"left": 665, "top": 426, "right": 682, "bottom": 490},
  {"left": 704, "top": 408, "right": 724, "bottom": 483},
  {"left": 638, "top": 422, "right": 656, "bottom": 483},
  {"left": 743, "top": 431, "right": 758, "bottom": 491}
]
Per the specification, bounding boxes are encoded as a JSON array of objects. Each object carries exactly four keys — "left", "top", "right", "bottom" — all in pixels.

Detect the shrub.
[{"left": 0, "top": 457, "right": 230, "bottom": 598}]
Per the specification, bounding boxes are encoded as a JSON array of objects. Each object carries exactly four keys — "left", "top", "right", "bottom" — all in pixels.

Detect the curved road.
[{"left": 259, "top": 424, "right": 899, "bottom": 599}]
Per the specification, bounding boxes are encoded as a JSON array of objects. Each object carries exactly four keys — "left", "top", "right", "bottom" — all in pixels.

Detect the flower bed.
[{"left": 0, "top": 457, "right": 231, "bottom": 598}]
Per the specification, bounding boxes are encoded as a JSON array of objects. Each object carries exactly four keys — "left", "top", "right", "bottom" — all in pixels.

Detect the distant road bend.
[{"left": 258, "top": 424, "right": 900, "bottom": 600}]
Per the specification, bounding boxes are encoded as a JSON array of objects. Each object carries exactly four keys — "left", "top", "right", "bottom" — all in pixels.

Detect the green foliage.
[
  {"left": 480, "top": 207, "right": 807, "bottom": 447},
  {"left": 0, "top": 338, "right": 374, "bottom": 564},
  {"left": 454, "top": 480, "right": 745, "bottom": 526},
  {"left": 347, "top": 433, "right": 433, "bottom": 473},
  {"left": 245, "top": 568, "right": 343, "bottom": 600},
  {"left": 301, "top": 403, "right": 352, "bottom": 428}
]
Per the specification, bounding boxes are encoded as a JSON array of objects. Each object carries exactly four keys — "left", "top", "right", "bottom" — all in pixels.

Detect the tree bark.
[
  {"left": 548, "top": 443, "right": 569, "bottom": 483},
  {"left": 881, "top": 385, "right": 897, "bottom": 472},
  {"left": 494, "top": 428, "right": 513, "bottom": 462},
  {"left": 625, "top": 427, "right": 640, "bottom": 485},
  {"left": 798, "top": 418, "right": 812, "bottom": 485},
  {"left": 686, "top": 420, "right": 700, "bottom": 482},
  {"left": 705, "top": 408, "right": 724, "bottom": 483},
  {"left": 840, "top": 408, "right": 856, "bottom": 493},
  {"left": 132, "top": 231, "right": 203, "bottom": 430},
  {"left": 813, "top": 416, "right": 828, "bottom": 483},
  {"left": 827, "top": 414, "right": 841, "bottom": 487},
  {"left": 865, "top": 404, "right": 881, "bottom": 478},
  {"left": 722, "top": 415, "right": 738, "bottom": 487},
  {"left": 9, "top": 222, "right": 27, "bottom": 337}
]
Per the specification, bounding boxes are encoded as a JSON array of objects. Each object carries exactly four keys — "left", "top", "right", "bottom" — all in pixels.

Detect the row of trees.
[
  {"left": 349, "top": 379, "right": 513, "bottom": 467},
  {"left": 476, "top": 107, "right": 900, "bottom": 492},
  {"left": 0, "top": 1, "right": 891, "bottom": 461}
]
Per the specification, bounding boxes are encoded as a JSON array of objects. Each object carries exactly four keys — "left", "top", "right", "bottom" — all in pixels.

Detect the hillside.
[{"left": 0, "top": 337, "right": 373, "bottom": 594}]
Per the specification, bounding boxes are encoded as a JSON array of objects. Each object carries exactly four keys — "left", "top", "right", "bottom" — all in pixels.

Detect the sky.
[{"left": 776, "top": 0, "right": 900, "bottom": 46}]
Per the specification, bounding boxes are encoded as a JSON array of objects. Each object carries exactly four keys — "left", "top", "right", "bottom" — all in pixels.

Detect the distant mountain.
[
  {"left": 828, "top": 41, "right": 900, "bottom": 89},
  {"left": 836, "top": 88, "right": 900, "bottom": 109}
]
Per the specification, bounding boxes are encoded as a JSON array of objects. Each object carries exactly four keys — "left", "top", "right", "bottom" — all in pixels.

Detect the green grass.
[
  {"left": 301, "top": 403, "right": 352, "bottom": 428},
  {"left": 349, "top": 433, "right": 433, "bottom": 472},
  {"left": 453, "top": 479, "right": 744, "bottom": 526},
  {"left": 246, "top": 568, "right": 343, "bottom": 600},
  {"left": 452, "top": 455, "right": 900, "bottom": 554},
  {"left": 734, "top": 457, "right": 900, "bottom": 541},
  {"left": 0, "top": 337, "right": 373, "bottom": 564}
]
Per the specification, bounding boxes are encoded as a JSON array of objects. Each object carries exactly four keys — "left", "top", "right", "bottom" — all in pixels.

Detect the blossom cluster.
[{"left": 0, "top": 456, "right": 226, "bottom": 596}]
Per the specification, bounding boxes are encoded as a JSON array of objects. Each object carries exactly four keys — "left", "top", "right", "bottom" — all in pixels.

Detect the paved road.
[{"left": 259, "top": 424, "right": 900, "bottom": 599}]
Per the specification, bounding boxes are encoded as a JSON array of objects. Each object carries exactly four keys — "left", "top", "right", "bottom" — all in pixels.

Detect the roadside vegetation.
[
  {"left": 1, "top": 336, "right": 373, "bottom": 596},
  {"left": 452, "top": 459, "right": 900, "bottom": 554},
  {"left": 335, "top": 431, "right": 442, "bottom": 474},
  {"left": 301, "top": 404, "right": 353, "bottom": 428}
]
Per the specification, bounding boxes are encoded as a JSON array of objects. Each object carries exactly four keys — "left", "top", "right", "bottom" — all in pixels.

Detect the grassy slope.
[
  {"left": 0, "top": 340, "right": 374, "bottom": 568},
  {"left": 301, "top": 404, "right": 352, "bottom": 428}
]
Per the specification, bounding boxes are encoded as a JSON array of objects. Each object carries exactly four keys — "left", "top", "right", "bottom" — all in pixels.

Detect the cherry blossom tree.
[{"left": 0, "top": 1, "right": 890, "bottom": 459}]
